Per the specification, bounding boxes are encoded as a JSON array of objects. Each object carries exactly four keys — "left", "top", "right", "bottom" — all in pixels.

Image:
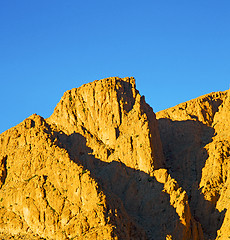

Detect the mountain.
[{"left": 0, "top": 77, "right": 229, "bottom": 240}]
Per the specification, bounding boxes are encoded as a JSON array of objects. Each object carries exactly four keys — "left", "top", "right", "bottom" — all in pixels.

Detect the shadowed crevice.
[
  {"left": 0, "top": 155, "right": 7, "bottom": 188},
  {"left": 50, "top": 129, "right": 193, "bottom": 240},
  {"left": 157, "top": 118, "right": 226, "bottom": 239}
]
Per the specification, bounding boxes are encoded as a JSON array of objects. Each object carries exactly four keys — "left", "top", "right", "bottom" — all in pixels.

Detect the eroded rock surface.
[
  {"left": 157, "top": 90, "right": 230, "bottom": 240},
  {"left": 1, "top": 77, "right": 227, "bottom": 239},
  {"left": 47, "top": 77, "right": 164, "bottom": 174}
]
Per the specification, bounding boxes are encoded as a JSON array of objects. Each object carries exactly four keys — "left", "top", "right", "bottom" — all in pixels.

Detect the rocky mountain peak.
[
  {"left": 0, "top": 77, "right": 229, "bottom": 240},
  {"left": 47, "top": 77, "right": 165, "bottom": 174}
]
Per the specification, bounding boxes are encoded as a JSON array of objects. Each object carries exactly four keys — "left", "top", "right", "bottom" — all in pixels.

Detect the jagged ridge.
[{"left": 1, "top": 77, "right": 228, "bottom": 240}]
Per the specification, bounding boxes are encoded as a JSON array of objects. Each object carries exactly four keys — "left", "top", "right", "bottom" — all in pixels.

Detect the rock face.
[
  {"left": 0, "top": 76, "right": 228, "bottom": 239},
  {"left": 47, "top": 77, "right": 164, "bottom": 174},
  {"left": 156, "top": 90, "right": 230, "bottom": 240},
  {"left": 0, "top": 114, "right": 146, "bottom": 240}
]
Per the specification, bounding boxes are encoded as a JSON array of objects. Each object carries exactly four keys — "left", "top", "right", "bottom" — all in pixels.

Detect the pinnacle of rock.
[{"left": 47, "top": 76, "right": 165, "bottom": 174}]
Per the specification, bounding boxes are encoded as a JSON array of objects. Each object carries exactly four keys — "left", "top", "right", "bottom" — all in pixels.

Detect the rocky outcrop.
[
  {"left": 2, "top": 76, "right": 227, "bottom": 239},
  {"left": 0, "top": 114, "right": 146, "bottom": 240},
  {"left": 157, "top": 91, "right": 227, "bottom": 126},
  {"left": 156, "top": 90, "right": 230, "bottom": 240},
  {"left": 47, "top": 77, "right": 164, "bottom": 174},
  {"left": 46, "top": 77, "right": 201, "bottom": 239}
]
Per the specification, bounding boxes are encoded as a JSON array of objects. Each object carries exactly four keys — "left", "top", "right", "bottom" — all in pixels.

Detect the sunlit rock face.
[
  {"left": 47, "top": 77, "right": 165, "bottom": 174},
  {"left": 0, "top": 76, "right": 228, "bottom": 239},
  {"left": 157, "top": 89, "right": 230, "bottom": 240}
]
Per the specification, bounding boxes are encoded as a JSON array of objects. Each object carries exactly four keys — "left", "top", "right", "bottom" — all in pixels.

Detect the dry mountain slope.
[
  {"left": 156, "top": 89, "right": 230, "bottom": 240},
  {"left": 0, "top": 114, "right": 146, "bottom": 240},
  {"left": 1, "top": 76, "right": 227, "bottom": 239}
]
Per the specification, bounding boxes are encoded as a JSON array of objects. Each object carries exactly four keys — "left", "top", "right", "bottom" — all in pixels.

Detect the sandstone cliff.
[{"left": 0, "top": 77, "right": 228, "bottom": 239}]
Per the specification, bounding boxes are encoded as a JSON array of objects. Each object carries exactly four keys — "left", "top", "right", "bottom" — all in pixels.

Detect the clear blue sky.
[{"left": 0, "top": 1, "right": 229, "bottom": 133}]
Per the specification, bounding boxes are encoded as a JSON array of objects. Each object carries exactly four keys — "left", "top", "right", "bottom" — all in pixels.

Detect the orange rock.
[
  {"left": 157, "top": 89, "right": 230, "bottom": 240},
  {"left": 47, "top": 77, "right": 165, "bottom": 174},
  {"left": 2, "top": 77, "right": 228, "bottom": 239}
]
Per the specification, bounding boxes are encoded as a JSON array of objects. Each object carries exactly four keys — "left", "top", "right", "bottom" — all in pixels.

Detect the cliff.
[
  {"left": 0, "top": 77, "right": 228, "bottom": 239},
  {"left": 156, "top": 89, "right": 230, "bottom": 240}
]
